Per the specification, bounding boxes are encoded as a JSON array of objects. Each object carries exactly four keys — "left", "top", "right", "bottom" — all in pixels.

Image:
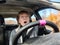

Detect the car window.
[
  {"left": 38, "top": 8, "right": 60, "bottom": 31},
  {"left": 31, "top": 15, "right": 36, "bottom": 22},
  {"left": 4, "top": 17, "right": 17, "bottom": 24}
]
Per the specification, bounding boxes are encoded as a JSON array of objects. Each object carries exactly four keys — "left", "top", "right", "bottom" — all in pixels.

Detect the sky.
[
  {"left": 50, "top": 0, "right": 60, "bottom": 2},
  {"left": 39, "top": 8, "right": 58, "bottom": 18}
]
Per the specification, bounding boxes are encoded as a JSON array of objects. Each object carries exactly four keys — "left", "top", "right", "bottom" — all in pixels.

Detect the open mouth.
[{"left": 24, "top": 21, "right": 27, "bottom": 24}]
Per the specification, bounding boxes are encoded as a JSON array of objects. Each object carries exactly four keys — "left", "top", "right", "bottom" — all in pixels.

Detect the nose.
[{"left": 23, "top": 17, "right": 27, "bottom": 20}]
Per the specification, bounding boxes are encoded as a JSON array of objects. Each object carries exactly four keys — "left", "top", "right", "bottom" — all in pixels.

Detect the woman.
[{"left": 9, "top": 9, "right": 38, "bottom": 45}]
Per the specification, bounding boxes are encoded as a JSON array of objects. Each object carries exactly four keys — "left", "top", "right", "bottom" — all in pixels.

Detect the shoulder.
[
  {"left": 10, "top": 27, "right": 18, "bottom": 34},
  {"left": 11, "top": 26, "right": 20, "bottom": 34}
]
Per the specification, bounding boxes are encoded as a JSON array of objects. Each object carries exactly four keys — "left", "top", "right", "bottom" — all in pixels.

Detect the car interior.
[{"left": 0, "top": 0, "right": 60, "bottom": 45}]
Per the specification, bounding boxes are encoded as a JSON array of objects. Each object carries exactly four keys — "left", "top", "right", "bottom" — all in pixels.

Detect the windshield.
[{"left": 38, "top": 8, "right": 60, "bottom": 31}]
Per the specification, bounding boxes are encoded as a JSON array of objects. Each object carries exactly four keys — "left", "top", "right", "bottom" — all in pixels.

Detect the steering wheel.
[{"left": 9, "top": 20, "right": 59, "bottom": 45}]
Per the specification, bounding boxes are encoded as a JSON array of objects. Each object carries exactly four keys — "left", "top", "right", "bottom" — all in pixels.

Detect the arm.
[
  {"left": 9, "top": 30, "right": 16, "bottom": 45},
  {"left": 9, "top": 30, "right": 24, "bottom": 44}
]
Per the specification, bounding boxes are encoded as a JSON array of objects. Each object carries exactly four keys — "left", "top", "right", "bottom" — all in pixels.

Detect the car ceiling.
[{"left": 0, "top": 0, "right": 60, "bottom": 17}]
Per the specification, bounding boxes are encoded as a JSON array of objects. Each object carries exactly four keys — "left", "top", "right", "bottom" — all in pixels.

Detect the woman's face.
[{"left": 18, "top": 13, "right": 30, "bottom": 26}]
